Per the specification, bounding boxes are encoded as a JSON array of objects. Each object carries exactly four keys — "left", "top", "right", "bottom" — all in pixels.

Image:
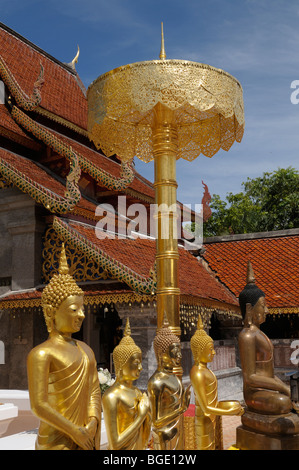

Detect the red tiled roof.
[
  {"left": 0, "top": 147, "right": 66, "bottom": 196},
  {"left": 203, "top": 233, "right": 299, "bottom": 310},
  {"left": 66, "top": 220, "right": 238, "bottom": 306},
  {"left": 0, "top": 23, "right": 87, "bottom": 129}
]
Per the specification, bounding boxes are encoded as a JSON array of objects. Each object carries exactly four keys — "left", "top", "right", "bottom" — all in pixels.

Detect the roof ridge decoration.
[
  {"left": 0, "top": 53, "right": 44, "bottom": 111},
  {"left": 53, "top": 216, "right": 156, "bottom": 295},
  {"left": 11, "top": 106, "right": 135, "bottom": 192},
  {"left": 0, "top": 150, "right": 81, "bottom": 214},
  {"left": 0, "top": 53, "right": 135, "bottom": 192}
]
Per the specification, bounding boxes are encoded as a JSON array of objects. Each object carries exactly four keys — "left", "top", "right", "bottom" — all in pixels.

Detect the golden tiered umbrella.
[{"left": 87, "top": 24, "right": 244, "bottom": 360}]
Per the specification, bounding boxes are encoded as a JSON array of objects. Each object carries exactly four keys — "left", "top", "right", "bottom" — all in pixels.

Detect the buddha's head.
[
  {"left": 41, "top": 243, "right": 84, "bottom": 334},
  {"left": 153, "top": 312, "right": 181, "bottom": 370},
  {"left": 113, "top": 318, "right": 142, "bottom": 381},
  {"left": 239, "top": 261, "right": 268, "bottom": 325},
  {"left": 190, "top": 314, "right": 215, "bottom": 365}
]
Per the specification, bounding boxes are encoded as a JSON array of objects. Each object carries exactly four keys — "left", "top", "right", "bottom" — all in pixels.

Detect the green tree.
[{"left": 203, "top": 167, "right": 299, "bottom": 237}]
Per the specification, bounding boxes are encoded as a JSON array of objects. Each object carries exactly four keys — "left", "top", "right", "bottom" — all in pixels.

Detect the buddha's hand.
[
  {"left": 73, "top": 425, "right": 95, "bottom": 450},
  {"left": 138, "top": 392, "right": 150, "bottom": 418},
  {"left": 86, "top": 417, "right": 98, "bottom": 439},
  {"left": 230, "top": 402, "right": 244, "bottom": 416},
  {"left": 274, "top": 376, "right": 291, "bottom": 396}
]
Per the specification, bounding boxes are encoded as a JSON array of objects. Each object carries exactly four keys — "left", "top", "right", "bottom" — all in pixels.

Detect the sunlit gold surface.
[
  {"left": 148, "top": 315, "right": 191, "bottom": 449},
  {"left": 87, "top": 35, "right": 244, "bottom": 341},
  {"left": 153, "top": 103, "right": 180, "bottom": 336},
  {"left": 87, "top": 59, "right": 244, "bottom": 163},
  {"left": 27, "top": 245, "right": 101, "bottom": 450},
  {"left": 238, "top": 262, "right": 292, "bottom": 415},
  {"left": 190, "top": 315, "right": 243, "bottom": 450},
  {"left": 102, "top": 319, "right": 151, "bottom": 450}
]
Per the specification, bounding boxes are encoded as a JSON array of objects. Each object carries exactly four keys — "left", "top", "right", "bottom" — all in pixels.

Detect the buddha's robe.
[
  {"left": 148, "top": 371, "right": 185, "bottom": 450},
  {"left": 194, "top": 368, "right": 217, "bottom": 450},
  {"left": 103, "top": 385, "right": 151, "bottom": 450},
  {"left": 35, "top": 342, "right": 101, "bottom": 450}
]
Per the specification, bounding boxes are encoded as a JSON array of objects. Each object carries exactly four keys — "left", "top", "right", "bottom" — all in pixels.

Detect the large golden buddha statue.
[
  {"left": 27, "top": 244, "right": 102, "bottom": 450},
  {"left": 147, "top": 313, "right": 191, "bottom": 450},
  {"left": 190, "top": 315, "right": 244, "bottom": 450},
  {"left": 102, "top": 318, "right": 151, "bottom": 450}
]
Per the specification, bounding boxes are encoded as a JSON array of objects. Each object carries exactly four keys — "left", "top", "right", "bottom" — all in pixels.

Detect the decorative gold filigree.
[
  {"left": 88, "top": 60, "right": 244, "bottom": 162},
  {"left": 42, "top": 226, "right": 109, "bottom": 283},
  {"left": 53, "top": 217, "right": 156, "bottom": 295}
]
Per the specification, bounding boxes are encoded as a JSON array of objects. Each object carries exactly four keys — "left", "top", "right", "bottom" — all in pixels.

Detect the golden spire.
[
  {"left": 58, "top": 243, "right": 69, "bottom": 275},
  {"left": 197, "top": 313, "right": 204, "bottom": 330},
  {"left": 124, "top": 317, "right": 132, "bottom": 337},
  {"left": 246, "top": 260, "right": 256, "bottom": 285},
  {"left": 71, "top": 45, "right": 80, "bottom": 70},
  {"left": 159, "top": 22, "right": 166, "bottom": 60}
]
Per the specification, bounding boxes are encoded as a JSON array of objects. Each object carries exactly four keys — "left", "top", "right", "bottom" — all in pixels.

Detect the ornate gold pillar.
[{"left": 152, "top": 103, "right": 180, "bottom": 337}]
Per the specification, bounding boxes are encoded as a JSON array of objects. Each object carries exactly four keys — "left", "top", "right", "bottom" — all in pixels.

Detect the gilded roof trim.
[
  {"left": 0, "top": 149, "right": 81, "bottom": 214},
  {"left": 53, "top": 216, "right": 156, "bottom": 295},
  {"left": 11, "top": 105, "right": 135, "bottom": 192}
]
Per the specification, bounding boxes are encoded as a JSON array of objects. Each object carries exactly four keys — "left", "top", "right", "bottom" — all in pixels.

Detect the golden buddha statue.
[
  {"left": 147, "top": 313, "right": 191, "bottom": 450},
  {"left": 27, "top": 244, "right": 102, "bottom": 450},
  {"left": 190, "top": 315, "right": 244, "bottom": 450},
  {"left": 102, "top": 318, "right": 151, "bottom": 450},
  {"left": 238, "top": 261, "right": 292, "bottom": 415}
]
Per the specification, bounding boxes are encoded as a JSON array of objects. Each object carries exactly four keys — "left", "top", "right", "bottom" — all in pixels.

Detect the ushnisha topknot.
[
  {"left": 113, "top": 318, "right": 141, "bottom": 377},
  {"left": 190, "top": 314, "right": 213, "bottom": 361},
  {"left": 153, "top": 312, "right": 180, "bottom": 362},
  {"left": 41, "top": 243, "right": 84, "bottom": 331},
  {"left": 239, "top": 261, "right": 265, "bottom": 319}
]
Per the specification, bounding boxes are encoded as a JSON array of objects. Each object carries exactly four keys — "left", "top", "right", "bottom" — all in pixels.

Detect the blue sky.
[{"left": 1, "top": 0, "right": 299, "bottom": 205}]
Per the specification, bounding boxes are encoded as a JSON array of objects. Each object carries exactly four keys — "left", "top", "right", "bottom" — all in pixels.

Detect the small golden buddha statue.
[
  {"left": 102, "top": 318, "right": 151, "bottom": 450},
  {"left": 190, "top": 315, "right": 244, "bottom": 450},
  {"left": 238, "top": 261, "right": 292, "bottom": 415},
  {"left": 147, "top": 313, "right": 191, "bottom": 450},
  {"left": 27, "top": 244, "right": 102, "bottom": 450}
]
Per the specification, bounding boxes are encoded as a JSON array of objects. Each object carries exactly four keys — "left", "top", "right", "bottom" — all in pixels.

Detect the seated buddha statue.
[
  {"left": 238, "top": 261, "right": 292, "bottom": 415},
  {"left": 27, "top": 244, "right": 102, "bottom": 450},
  {"left": 102, "top": 318, "right": 151, "bottom": 450},
  {"left": 147, "top": 313, "right": 191, "bottom": 450},
  {"left": 190, "top": 315, "right": 244, "bottom": 450}
]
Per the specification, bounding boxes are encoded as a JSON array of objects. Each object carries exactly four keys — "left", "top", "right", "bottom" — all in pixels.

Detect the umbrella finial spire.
[{"left": 159, "top": 22, "right": 166, "bottom": 60}]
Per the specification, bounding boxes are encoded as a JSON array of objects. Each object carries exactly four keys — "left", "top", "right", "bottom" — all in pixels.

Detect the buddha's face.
[
  {"left": 199, "top": 341, "right": 215, "bottom": 364},
  {"left": 251, "top": 296, "right": 268, "bottom": 326},
  {"left": 121, "top": 352, "right": 142, "bottom": 381},
  {"left": 161, "top": 342, "right": 181, "bottom": 369},
  {"left": 54, "top": 295, "right": 85, "bottom": 335}
]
